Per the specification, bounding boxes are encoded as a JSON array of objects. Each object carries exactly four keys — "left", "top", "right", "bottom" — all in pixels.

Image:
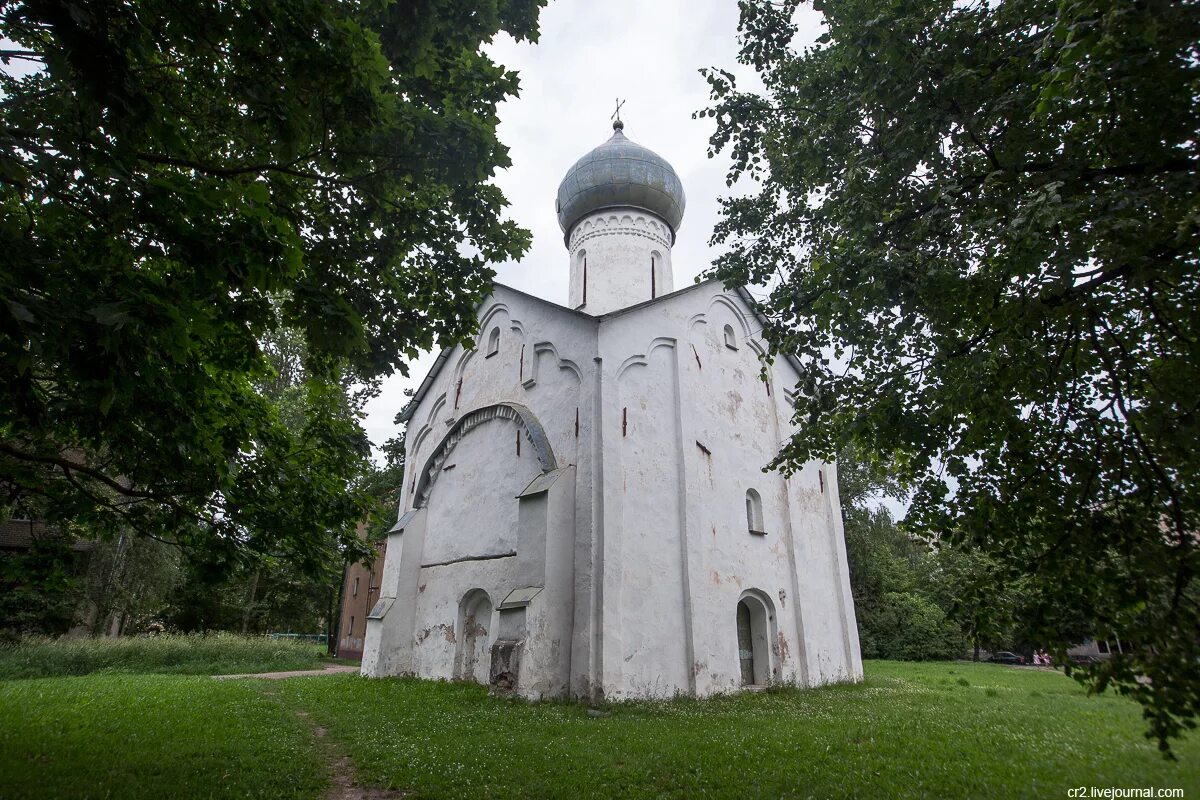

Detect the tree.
[
  {"left": 76, "top": 532, "right": 182, "bottom": 635},
  {"left": 164, "top": 547, "right": 336, "bottom": 635},
  {"left": 702, "top": 0, "right": 1199, "bottom": 751},
  {"left": 0, "top": 527, "right": 80, "bottom": 639},
  {"left": 161, "top": 322, "right": 404, "bottom": 638},
  {"left": 838, "top": 449, "right": 965, "bottom": 661},
  {"left": 0, "top": 1, "right": 541, "bottom": 569},
  {"left": 155, "top": 323, "right": 365, "bottom": 636},
  {"left": 361, "top": 432, "right": 406, "bottom": 540}
]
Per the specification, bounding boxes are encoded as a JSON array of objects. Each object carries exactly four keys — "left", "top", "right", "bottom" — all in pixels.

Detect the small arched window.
[
  {"left": 576, "top": 249, "right": 588, "bottom": 308},
  {"left": 650, "top": 253, "right": 658, "bottom": 299},
  {"left": 724, "top": 324, "right": 738, "bottom": 350},
  {"left": 486, "top": 327, "right": 500, "bottom": 357},
  {"left": 746, "top": 489, "right": 765, "bottom": 535}
]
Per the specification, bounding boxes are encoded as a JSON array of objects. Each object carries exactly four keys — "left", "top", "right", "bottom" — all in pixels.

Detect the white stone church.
[{"left": 361, "top": 120, "right": 862, "bottom": 701}]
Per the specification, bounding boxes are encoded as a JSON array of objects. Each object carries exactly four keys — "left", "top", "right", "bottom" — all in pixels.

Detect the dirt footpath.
[{"left": 213, "top": 664, "right": 360, "bottom": 680}]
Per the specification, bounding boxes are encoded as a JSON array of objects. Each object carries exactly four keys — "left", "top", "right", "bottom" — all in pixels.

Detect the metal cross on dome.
[{"left": 611, "top": 98, "right": 625, "bottom": 125}]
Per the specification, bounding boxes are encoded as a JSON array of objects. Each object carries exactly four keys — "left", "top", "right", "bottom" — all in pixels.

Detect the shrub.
[
  {"left": 0, "top": 632, "right": 323, "bottom": 679},
  {"left": 857, "top": 592, "right": 967, "bottom": 661}
]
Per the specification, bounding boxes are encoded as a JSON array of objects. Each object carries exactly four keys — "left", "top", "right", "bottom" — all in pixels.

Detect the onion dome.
[{"left": 555, "top": 120, "right": 686, "bottom": 244}]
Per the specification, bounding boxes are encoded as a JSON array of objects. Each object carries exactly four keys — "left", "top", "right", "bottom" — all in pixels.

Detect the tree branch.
[{"left": 0, "top": 441, "right": 176, "bottom": 501}]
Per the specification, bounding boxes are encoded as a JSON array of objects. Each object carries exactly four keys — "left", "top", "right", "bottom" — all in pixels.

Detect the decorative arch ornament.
[
  {"left": 615, "top": 337, "right": 677, "bottom": 380},
  {"left": 522, "top": 341, "right": 583, "bottom": 389},
  {"left": 412, "top": 402, "right": 557, "bottom": 508}
]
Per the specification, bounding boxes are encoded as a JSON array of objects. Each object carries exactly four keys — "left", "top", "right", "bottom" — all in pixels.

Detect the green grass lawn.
[
  {"left": 277, "top": 661, "right": 1200, "bottom": 799},
  {"left": 0, "top": 660, "right": 1196, "bottom": 799},
  {"left": 0, "top": 674, "right": 326, "bottom": 800}
]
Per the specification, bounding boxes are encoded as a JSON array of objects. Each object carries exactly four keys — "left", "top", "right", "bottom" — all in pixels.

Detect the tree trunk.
[
  {"left": 241, "top": 569, "right": 260, "bottom": 634},
  {"left": 328, "top": 564, "right": 347, "bottom": 656}
]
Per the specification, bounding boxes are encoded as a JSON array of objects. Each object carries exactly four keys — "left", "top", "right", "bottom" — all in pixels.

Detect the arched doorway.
[
  {"left": 736, "top": 591, "right": 777, "bottom": 687},
  {"left": 736, "top": 600, "right": 756, "bottom": 685},
  {"left": 456, "top": 590, "right": 493, "bottom": 684}
]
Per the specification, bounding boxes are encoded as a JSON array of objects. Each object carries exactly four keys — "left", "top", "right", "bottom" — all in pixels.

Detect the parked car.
[{"left": 987, "top": 651, "right": 1025, "bottom": 665}]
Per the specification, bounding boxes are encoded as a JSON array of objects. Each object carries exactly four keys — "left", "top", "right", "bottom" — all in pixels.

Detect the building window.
[
  {"left": 349, "top": 615, "right": 355, "bottom": 636},
  {"left": 575, "top": 250, "right": 588, "bottom": 308},
  {"left": 724, "top": 325, "right": 738, "bottom": 350},
  {"left": 486, "top": 327, "right": 501, "bottom": 357},
  {"left": 1097, "top": 639, "right": 1110, "bottom": 654},
  {"left": 746, "top": 489, "right": 765, "bottom": 535},
  {"left": 650, "top": 253, "right": 658, "bottom": 299},
  {"left": 352, "top": 576, "right": 359, "bottom": 597}
]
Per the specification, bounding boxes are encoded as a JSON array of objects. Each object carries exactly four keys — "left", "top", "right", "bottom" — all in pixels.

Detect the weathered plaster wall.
[
  {"left": 401, "top": 288, "right": 595, "bottom": 517},
  {"left": 511, "top": 466, "right": 577, "bottom": 700},
  {"left": 410, "top": 556, "right": 511, "bottom": 681}
]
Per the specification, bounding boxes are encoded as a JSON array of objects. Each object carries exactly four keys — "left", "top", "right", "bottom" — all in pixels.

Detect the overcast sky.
[{"left": 361, "top": 0, "right": 826, "bottom": 453}]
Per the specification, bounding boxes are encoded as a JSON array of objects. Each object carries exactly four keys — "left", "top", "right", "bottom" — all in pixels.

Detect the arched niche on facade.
[{"left": 455, "top": 588, "right": 494, "bottom": 685}]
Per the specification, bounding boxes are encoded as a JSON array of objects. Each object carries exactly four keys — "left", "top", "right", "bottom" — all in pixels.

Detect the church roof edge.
[{"left": 395, "top": 281, "right": 801, "bottom": 425}]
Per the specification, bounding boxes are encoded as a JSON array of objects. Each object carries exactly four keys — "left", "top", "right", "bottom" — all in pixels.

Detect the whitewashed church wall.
[
  {"left": 375, "top": 280, "right": 860, "bottom": 696},
  {"left": 821, "top": 460, "right": 864, "bottom": 680},
  {"left": 675, "top": 293, "right": 802, "bottom": 693},
  {"left": 388, "top": 287, "right": 599, "bottom": 693},
  {"left": 598, "top": 283, "right": 861, "bottom": 696},
  {"left": 472, "top": 288, "right": 598, "bottom": 697},
  {"left": 402, "top": 415, "right": 536, "bottom": 681},
  {"left": 593, "top": 298, "right": 684, "bottom": 698},
  {"left": 609, "top": 341, "right": 691, "bottom": 698},
  {"left": 785, "top": 460, "right": 860, "bottom": 684}
]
